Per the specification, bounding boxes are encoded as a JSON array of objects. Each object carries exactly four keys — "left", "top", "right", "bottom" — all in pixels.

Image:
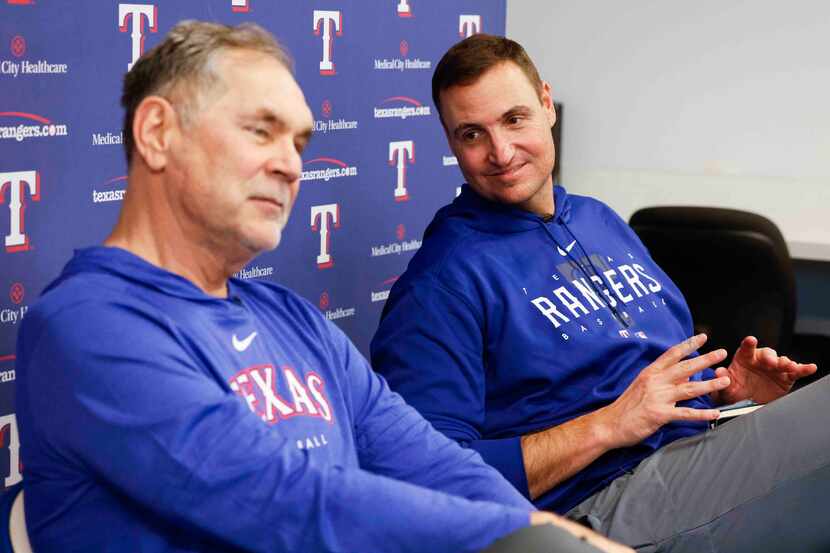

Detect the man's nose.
[
  {"left": 266, "top": 137, "right": 302, "bottom": 182},
  {"left": 487, "top": 130, "right": 515, "bottom": 166}
]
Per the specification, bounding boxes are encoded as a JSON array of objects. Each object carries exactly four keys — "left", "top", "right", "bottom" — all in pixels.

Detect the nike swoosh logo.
[
  {"left": 557, "top": 240, "right": 576, "bottom": 256},
  {"left": 232, "top": 331, "right": 258, "bottom": 352}
]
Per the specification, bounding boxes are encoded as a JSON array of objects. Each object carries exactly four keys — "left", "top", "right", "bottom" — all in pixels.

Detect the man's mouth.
[
  {"left": 250, "top": 196, "right": 285, "bottom": 213},
  {"left": 488, "top": 162, "right": 527, "bottom": 178}
]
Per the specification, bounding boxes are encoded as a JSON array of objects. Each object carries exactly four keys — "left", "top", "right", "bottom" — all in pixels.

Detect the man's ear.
[
  {"left": 132, "top": 95, "right": 179, "bottom": 171},
  {"left": 540, "top": 81, "right": 557, "bottom": 128}
]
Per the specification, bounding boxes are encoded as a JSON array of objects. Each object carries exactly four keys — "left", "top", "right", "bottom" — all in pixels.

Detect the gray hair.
[{"left": 121, "top": 20, "right": 292, "bottom": 165}]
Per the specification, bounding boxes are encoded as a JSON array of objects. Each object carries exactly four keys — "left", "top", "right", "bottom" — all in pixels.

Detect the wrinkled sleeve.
[
  {"left": 333, "top": 321, "right": 531, "bottom": 507},
  {"left": 18, "top": 300, "right": 531, "bottom": 553},
  {"left": 371, "top": 280, "right": 531, "bottom": 498}
]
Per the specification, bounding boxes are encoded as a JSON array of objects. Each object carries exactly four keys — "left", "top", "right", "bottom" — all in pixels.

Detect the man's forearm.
[{"left": 521, "top": 409, "right": 615, "bottom": 500}]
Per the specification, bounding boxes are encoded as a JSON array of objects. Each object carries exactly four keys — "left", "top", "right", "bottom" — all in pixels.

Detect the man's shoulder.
[
  {"left": 231, "top": 278, "right": 319, "bottom": 317},
  {"left": 403, "top": 208, "right": 498, "bottom": 283},
  {"left": 16, "top": 270, "right": 170, "bottom": 377},
  {"left": 28, "top": 266, "right": 133, "bottom": 324}
]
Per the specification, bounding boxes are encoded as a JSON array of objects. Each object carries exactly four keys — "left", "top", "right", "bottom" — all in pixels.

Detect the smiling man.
[
  {"left": 14, "top": 22, "right": 628, "bottom": 553},
  {"left": 372, "top": 34, "right": 830, "bottom": 551},
  {"left": 438, "top": 59, "right": 556, "bottom": 215}
]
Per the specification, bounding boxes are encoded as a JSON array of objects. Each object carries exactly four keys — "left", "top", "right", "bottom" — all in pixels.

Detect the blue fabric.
[
  {"left": 15, "top": 247, "right": 532, "bottom": 553},
  {"left": 372, "top": 184, "right": 714, "bottom": 514}
]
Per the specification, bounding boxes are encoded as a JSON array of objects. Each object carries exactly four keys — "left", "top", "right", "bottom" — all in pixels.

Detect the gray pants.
[{"left": 567, "top": 375, "right": 830, "bottom": 552}]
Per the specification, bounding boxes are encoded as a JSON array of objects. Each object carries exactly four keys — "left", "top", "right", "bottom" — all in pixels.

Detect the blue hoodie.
[
  {"left": 15, "top": 247, "right": 533, "bottom": 553},
  {"left": 371, "top": 185, "right": 714, "bottom": 514}
]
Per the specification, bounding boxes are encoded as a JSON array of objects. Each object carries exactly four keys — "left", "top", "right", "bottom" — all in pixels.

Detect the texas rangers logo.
[
  {"left": 388, "top": 140, "right": 414, "bottom": 201},
  {"left": 459, "top": 14, "right": 482, "bottom": 38},
  {"left": 0, "top": 112, "right": 70, "bottom": 142},
  {"left": 1, "top": 170, "right": 40, "bottom": 253},
  {"left": 373, "top": 96, "right": 431, "bottom": 120},
  {"left": 530, "top": 255, "right": 664, "bottom": 342},
  {"left": 118, "top": 3, "right": 158, "bottom": 71},
  {"left": 397, "top": 0, "right": 411, "bottom": 17},
  {"left": 228, "top": 365, "right": 333, "bottom": 424},
  {"left": 311, "top": 203, "right": 340, "bottom": 269},
  {"left": 313, "top": 10, "right": 342, "bottom": 76},
  {"left": 231, "top": 0, "right": 249, "bottom": 12},
  {"left": 301, "top": 157, "right": 358, "bottom": 181},
  {"left": 371, "top": 275, "right": 398, "bottom": 303},
  {"left": 0, "top": 412, "right": 21, "bottom": 487}
]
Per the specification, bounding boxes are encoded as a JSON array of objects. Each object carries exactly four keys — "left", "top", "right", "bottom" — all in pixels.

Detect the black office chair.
[
  {"left": 481, "top": 524, "right": 603, "bottom": 553},
  {"left": 629, "top": 206, "right": 828, "bottom": 385}
]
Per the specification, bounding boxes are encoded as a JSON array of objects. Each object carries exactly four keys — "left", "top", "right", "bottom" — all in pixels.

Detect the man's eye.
[
  {"left": 507, "top": 115, "right": 523, "bottom": 125},
  {"left": 247, "top": 126, "right": 270, "bottom": 139},
  {"left": 462, "top": 130, "right": 481, "bottom": 142}
]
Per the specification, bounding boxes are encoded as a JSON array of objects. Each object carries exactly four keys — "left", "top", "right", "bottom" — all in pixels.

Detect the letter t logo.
[
  {"left": 459, "top": 15, "right": 482, "bottom": 38},
  {"left": 313, "top": 10, "right": 342, "bottom": 76},
  {"left": 119, "top": 3, "right": 158, "bottom": 71},
  {"left": 1, "top": 170, "right": 40, "bottom": 253},
  {"left": 311, "top": 204, "right": 340, "bottom": 269},
  {"left": 231, "top": 0, "right": 250, "bottom": 12},
  {"left": 0, "top": 414, "right": 21, "bottom": 487},
  {"left": 397, "top": 0, "right": 412, "bottom": 17},
  {"left": 388, "top": 140, "right": 414, "bottom": 202}
]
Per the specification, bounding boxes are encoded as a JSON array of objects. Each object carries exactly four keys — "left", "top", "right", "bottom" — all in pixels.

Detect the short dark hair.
[
  {"left": 431, "top": 34, "right": 543, "bottom": 120},
  {"left": 120, "top": 20, "right": 291, "bottom": 166}
]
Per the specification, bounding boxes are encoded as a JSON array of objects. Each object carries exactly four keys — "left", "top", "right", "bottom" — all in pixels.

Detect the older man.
[
  {"left": 372, "top": 34, "right": 830, "bottom": 551},
  {"left": 15, "top": 22, "right": 627, "bottom": 553}
]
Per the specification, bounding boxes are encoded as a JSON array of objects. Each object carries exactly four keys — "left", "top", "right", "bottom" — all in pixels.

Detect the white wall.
[{"left": 507, "top": 1, "right": 830, "bottom": 260}]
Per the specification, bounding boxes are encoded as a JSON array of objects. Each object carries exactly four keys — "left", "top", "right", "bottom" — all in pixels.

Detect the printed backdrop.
[{"left": 0, "top": 0, "right": 506, "bottom": 493}]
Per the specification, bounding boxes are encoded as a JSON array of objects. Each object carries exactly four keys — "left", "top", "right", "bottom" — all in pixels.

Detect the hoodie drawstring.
[{"left": 540, "top": 219, "right": 631, "bottom": 329}]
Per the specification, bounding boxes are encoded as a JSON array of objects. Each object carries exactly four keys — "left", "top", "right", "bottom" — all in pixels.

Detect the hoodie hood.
[
  {"left": 425, "top": 183, "right": 615, "bottom": 321},
  {"left": 426, "top": 183, "right": 573, "bottom": 237},
  {"left": 44, "top": 247, "right": 224, "bottom": 303}
]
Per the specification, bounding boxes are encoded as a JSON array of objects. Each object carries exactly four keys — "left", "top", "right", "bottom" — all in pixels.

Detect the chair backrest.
[
  {"left": 629, "top": 206, "right": 796, "bottom": 356},
  {"left": 9, "top": 490, "right": 33, "bottom": 553}
]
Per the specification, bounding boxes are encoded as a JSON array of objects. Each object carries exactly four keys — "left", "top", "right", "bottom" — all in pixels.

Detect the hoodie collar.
[
  {"left": 48, "top": 246, "right": 230, "bottom": 303},
  {"left": 433, "top": 182, "right": 572, "bottom": 235}
]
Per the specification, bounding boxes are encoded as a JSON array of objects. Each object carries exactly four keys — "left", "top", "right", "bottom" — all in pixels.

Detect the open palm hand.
[{"left": 713, "top": 336, "right": 817, "bottom": 405}]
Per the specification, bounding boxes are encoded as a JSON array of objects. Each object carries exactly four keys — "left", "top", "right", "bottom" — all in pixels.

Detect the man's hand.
[
  {"left": 522, "top": 335, "right": 728, "bottom": 499},
  {"left": 530, "top": 511, "right": 634, "bottom": 553},
  {"left": 711, "top": 336, "right": 818, "bottom": 405},
  {"left": 596, "top": 334, "right": 728, "bottom": 449}
]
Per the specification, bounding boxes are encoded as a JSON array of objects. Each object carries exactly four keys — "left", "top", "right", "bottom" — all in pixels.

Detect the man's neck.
[
  {"left": 105, "top": 230, "right": 237, "bottom": 298},
  {"left": 516, "top": 177, "right": 556, "bottom": 219},
  {"left": 105, "top": 172, "right": 248, "bottom": 298}
]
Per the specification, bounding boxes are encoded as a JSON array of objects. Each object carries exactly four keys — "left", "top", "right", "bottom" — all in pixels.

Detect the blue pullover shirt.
[
  {"left": 372, "top": 185, "right": 714, "bottom": 514},
  {"left": 15, "top": 247, "right": 534, "bottom": 552}
]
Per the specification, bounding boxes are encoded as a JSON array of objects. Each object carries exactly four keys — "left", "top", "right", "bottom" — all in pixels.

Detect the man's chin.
[{"left": 238, "top": 226, "right": 284, "bottom": 257}]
